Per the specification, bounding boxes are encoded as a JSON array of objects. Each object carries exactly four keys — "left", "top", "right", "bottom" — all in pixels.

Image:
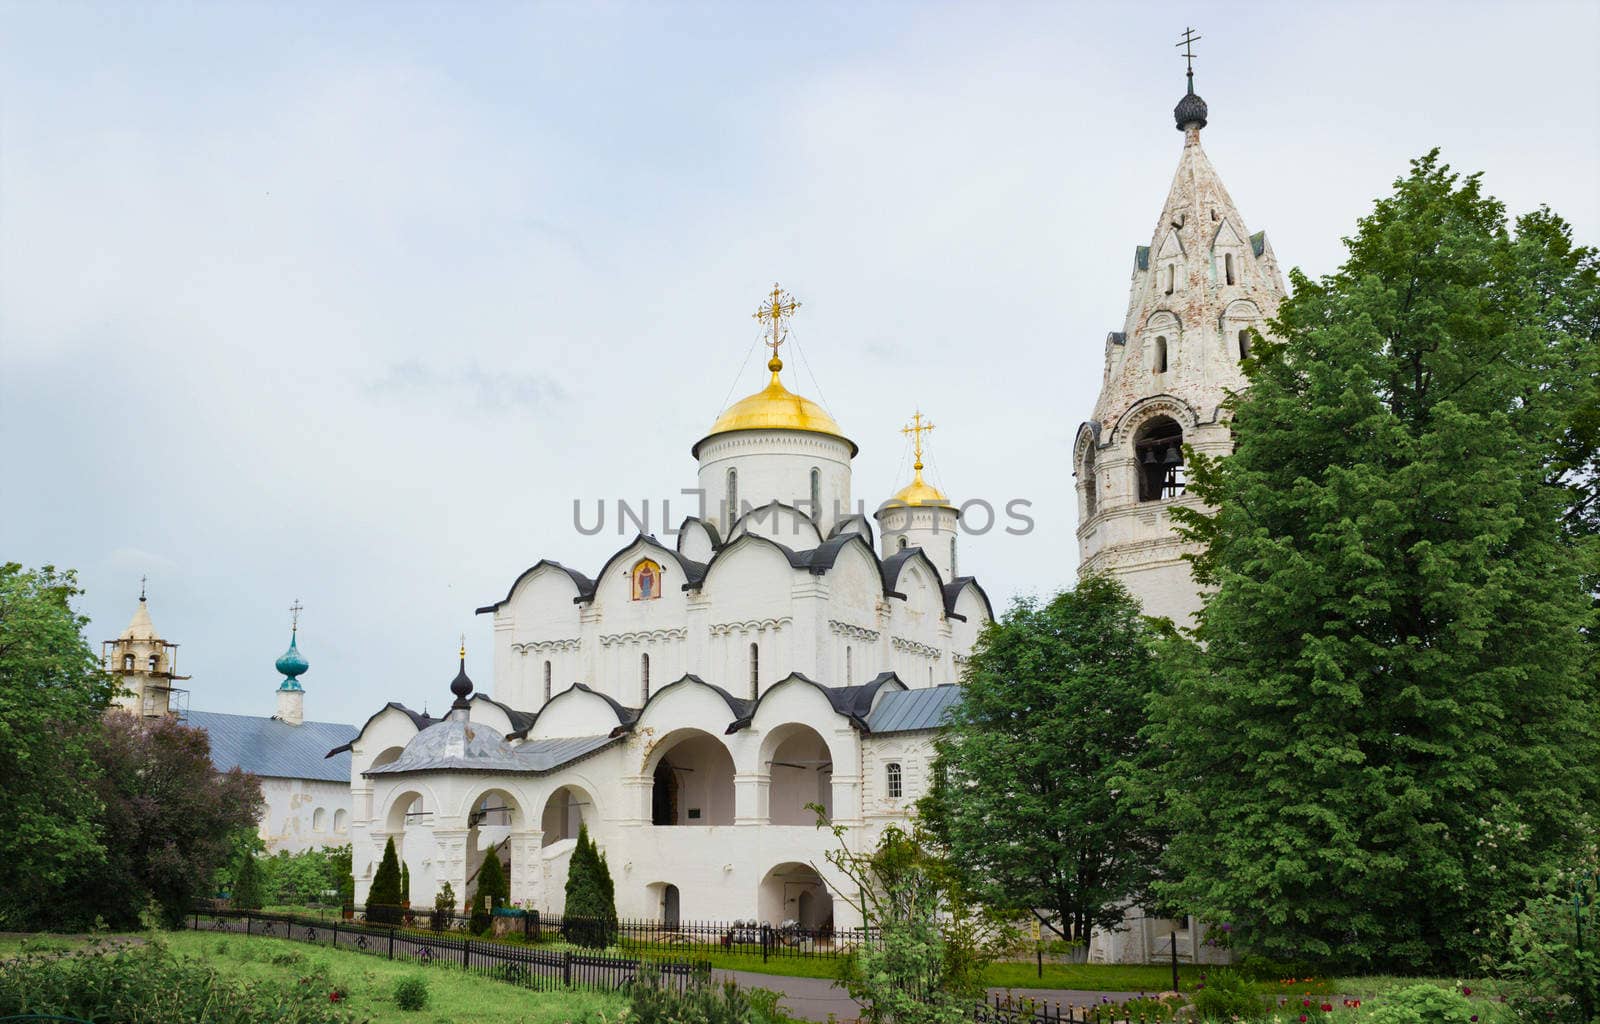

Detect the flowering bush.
[{"left": 1361, "top": 984, "right": 1475, "bottom": 1024}]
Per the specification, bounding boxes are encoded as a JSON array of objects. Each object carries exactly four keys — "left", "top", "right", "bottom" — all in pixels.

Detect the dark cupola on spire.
[
  {"left": 449, "top": 637, "right": 474, "bottom": 713},
  {"left": 1173, "top": 26, "right": 1208, "bottom": 131}
]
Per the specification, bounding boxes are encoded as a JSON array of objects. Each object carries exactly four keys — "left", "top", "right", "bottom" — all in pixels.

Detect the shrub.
[
  {"left": 393, "top": 974, "right": 429, "bottom": 1011},
  {"left": 368, "top": 837, "right": 403, "bottom": 924},
  {"left": 433, "top": 881, "right": 456, "bottom": 931},
  {"left": 0, "top": 939, "right": 361, "bottom": 1023},
  {"left": 476, "top": 849, "right": 508, "bottom": 910},
  {"left": 1496, "top": 846, "right": 1600, "bottom": 1024},
  {"left": 1363, "top": 984, "right": 1476, "bottom": 1024},
  {"left": 1189, "top": 968, "right": 1266, "bottom": 1022},
  {"left": 231, "top": 853, "right": 263, "bottom": 911},
  {"left": 563, "top": 824, "right": 618, "bottom": 948},
  {"left": 401, "top": 862, "right": 410, "bottom": 903},
  {"left": 628, "top": 966, "right": 786, "bottom": 1024}
]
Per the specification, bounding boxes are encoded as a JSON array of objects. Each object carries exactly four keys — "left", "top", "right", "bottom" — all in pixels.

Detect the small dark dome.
[
  {"left": 1174, "top": 91, "right": 1208, "bottom": 131},
  {"left": 450, "top": 663, "right": 474, "bottom": 701}
]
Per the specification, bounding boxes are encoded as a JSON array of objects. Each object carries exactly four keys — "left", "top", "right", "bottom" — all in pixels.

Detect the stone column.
[
  {"left": 507, "top": 828, "right": 543, "bottom": 908},
  {"left": 432, "top": 828, "right": 470, "bottom": 908},
  {"left": 734, "top": 770, "right": 769, "bottom": 825}
]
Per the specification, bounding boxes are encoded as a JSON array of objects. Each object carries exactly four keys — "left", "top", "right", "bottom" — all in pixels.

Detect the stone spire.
[
  {"left": 103, "top": 584, "right": 188, "bottom": 718},
  {"left": 1073, "top": 51, "right": 1288, "bottom": 626}
]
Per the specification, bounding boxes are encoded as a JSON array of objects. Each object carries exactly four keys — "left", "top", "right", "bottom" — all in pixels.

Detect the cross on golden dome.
[
  {"left": 753, "top": 283, "right": 801, "bottom": 370},
  {"left": 902, "top": 409, "right": 935, "bottom": 472}
]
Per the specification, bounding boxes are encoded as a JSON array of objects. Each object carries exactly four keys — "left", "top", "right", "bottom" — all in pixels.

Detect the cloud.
[{"left": 365, "top": 361, "right": 567, "bottom": 417}]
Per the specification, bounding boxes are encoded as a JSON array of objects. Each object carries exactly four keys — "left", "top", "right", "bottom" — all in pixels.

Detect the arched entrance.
[
  {"left": 540, "top": 785, "right": 593, "bottom": 847},
  {"left": 464, "top": 788, "right": 521, "bottom": 903},
  {"left": 758, "top": 862, "right": 833, "bottom": 931},
  {"left": 762, "top": 724, "right": 834, "bottom": 825},
  {"left": 648, "top": 730, "right": 735, "bottom": 826}
]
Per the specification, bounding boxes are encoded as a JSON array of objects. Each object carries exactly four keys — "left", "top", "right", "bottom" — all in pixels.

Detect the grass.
[
  {"left": 0, "top": 934, "right": 97, "bottom": 957},
  {"left": 161, "top": 931, "right": 626, "bottom": 1023}
]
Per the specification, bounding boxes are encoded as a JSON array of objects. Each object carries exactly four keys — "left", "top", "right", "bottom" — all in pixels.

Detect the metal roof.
[
  {"left": 366, "top": 718, "right": 620, "bottom": 777},
  {"left": 184, "top": 710, "right": 356, "bottom": 782},
  {"left": 864, "top": 685, "right": 962, "bottom": 735}
]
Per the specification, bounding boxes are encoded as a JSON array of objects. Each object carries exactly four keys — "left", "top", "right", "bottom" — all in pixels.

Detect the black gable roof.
[{"left": 477, "top": 560, "right": 596, "bottom": 614}]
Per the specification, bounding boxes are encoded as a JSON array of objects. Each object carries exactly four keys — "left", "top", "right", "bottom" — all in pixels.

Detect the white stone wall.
[{"left": 258, "top": 776, "right": 352, "bottom": 854}]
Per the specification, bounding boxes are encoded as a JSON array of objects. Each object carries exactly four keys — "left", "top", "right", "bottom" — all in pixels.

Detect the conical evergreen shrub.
[
  {"left": 368, "top": 837, "right": 403, "bottom": 924},
  {"left": 232, "top": 853, "right": 263, "bottom": 911}
]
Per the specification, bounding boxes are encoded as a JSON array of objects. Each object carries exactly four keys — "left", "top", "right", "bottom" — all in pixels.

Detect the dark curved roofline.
[
  {"left": 468, "top": 692, "right": 536, "bottom": 733},
  {"left": 476, "top": 560, "right": 596, "bottom": 615},
  {"left": 942, "top": 576, "right": 995, "bottom": 622},
  {"left": 586, "top": 534, "right": 707, "bottom": 603},
  {"left": 879, "top": 546, "right": 945, "bottom": 602},
  {"left": 619, "top": 674, "right": 753, "bottom": 735},
  {"left": 725, "top": 671, "right": 907, "bottom": 734},
  {"left": 675, "top": 516, "right": 722, "bottom": 554},
  {"left": 507, "top": 682, "right": 639, "bottom": 740},
  {"left": 827, "top": 513, "right": 876, "bottom": 549},
  {"left": 325, "top": 701, "right": 436, "bottom": 758},
  {"left": 725, "top": 501, "right": 825, "bottom": 549}
]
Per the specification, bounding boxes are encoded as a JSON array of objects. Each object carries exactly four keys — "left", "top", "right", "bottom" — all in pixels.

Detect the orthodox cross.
[
  {"left": 139, "top": 574, "right": 148, "bottom": 600},
  {"left": 753, "top": 283, "right": 801, "bottom": 364},
  {"left": 902, "top": 410, "right": 935, "bottom": 471},
  {"left": 1176, "top": 27, "right": 1201, "bottom": 93},
  {"left": 289, "top": 599, "right": 303, "bottom": 633}
]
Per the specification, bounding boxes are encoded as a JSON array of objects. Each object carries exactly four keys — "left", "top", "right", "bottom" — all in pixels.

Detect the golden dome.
[
  {"left": 887, "top": 467, "right": 952, "bottom": 508},
  {"left": 698, "top": 358, "right": 856, "bottom": 454}
]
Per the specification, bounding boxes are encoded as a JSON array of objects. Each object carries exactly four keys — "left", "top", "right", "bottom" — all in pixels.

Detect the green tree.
[
  {"left": 0, "top": 564, "right": 119, "bottom": 929},
  {"left": 92, "top": 712, "right": 264, "bottom": 928},
  {"left": 1150, "top": 152, "right": 1600, "bottom": 970},
  {"left": 920, "top": 575, "right": 1165, "bottom": 946},
  {"left": 232, "top": 853, "right": 263, "bottom": 910},
  {"left": 368, "top": 837, "right": 403, "bottom": 924},
  {"left": 401, "top": 861, "right": 410, "bottom": 903},
  {"left": 562, "top": 823, "right": 617, "bottom": 947},
  {"left": 819, "top": 817, "right": 1012, "bottom": 1024}
]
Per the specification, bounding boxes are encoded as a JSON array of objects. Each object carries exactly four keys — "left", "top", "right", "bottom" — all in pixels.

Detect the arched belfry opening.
[
  {"left": 1134, "top": 416, "right": 1185, "bottom": 502},
  {"left": 1080, "top": 443, "right": 1098, "bottom": 517}
]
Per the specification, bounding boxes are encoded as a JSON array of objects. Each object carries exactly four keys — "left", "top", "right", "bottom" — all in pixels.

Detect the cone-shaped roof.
[{"left": 119, "top": 598, "right": 160, "bottom": 642}]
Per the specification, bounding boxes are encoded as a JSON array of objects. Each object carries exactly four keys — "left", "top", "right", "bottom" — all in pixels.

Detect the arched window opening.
[
  {"left": 749, "top": 642, "right": 760, "bottom": 699},
  {"left": 122, "top": 654, "right": 134, "bottom": 671},
  {"left": 640, "top": 653, "right": 651, "bottom": 703},
  {"left": 886, "top": 762, "right": 903, "bottom": 799},
  {"left": 766, "top": 725, "right": 833, "bottom": 824},
  {"left": 651, "top": 732, "right": 735, "bottom": 826},
  {"left": 1224, "top": 252, "right": 1235, "bottom": 285},
  {"left": 543, "top": 660, "right": 553, "bottom": 702},
  {"left": 1238, "top": 328, "right": 1252, "bottom": 361},
  {"left": 1082, "top": 445, "right": 1098, "bottom": 517},
  {"left": 542, "top": 786, "right": 591, "bottom": 846},
  {"left": 1165, "top": 263, "right": 1175, "bottom": 295},
  {"left": 809, "top": 467, "right": 821, "bottom": 521},
  {"left": 312, "top": 807, "right": 327, "bottom": 832},
  {"left": 147, "top": 653, "right": 159, "bottom": 672},
  {"left": 333, "top": 809, "right": 348, "bottom": 833},
  {"left": 1134, "top": 416, "right": 1186, "bottom": 502},
  {"left": 897, "top": 536, "right": 908, "bottom": 551},
  {"left": 726, "top": 469, "right": 738, "bottom": 529},
  {"left": 1153, "top": 336, "right": 1168, "bottom": 375}
]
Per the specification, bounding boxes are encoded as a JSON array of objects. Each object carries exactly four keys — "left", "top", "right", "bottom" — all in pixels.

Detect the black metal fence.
[
  {"left": 188, "top": 907, "right": 705, "bottom": 995},
  {"left": 975, "top": 993, "right": 1144, "bottom": 1024},
  {"left": 287, "top": 904, "right": 870, "bottom": 963}
]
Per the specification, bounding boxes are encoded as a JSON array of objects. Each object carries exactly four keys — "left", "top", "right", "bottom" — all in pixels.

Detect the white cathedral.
[{"left": 334, "top": 72, "right": 1285, "bottom": 957}]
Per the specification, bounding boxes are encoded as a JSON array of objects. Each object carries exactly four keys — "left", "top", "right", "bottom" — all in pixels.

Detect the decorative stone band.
[
  {"left": 828, "top": 620, "right": 880, "bottom": 642},
  {"left": 891, "top": 637, "right": 942, "bottom": 659},
  {"left": 599, "top": 628, "right": 688, "bottom": 647},
  {"left": 511, "top": 638, "right": 581, "bottom": 655},
  {"left": 708, "top": 617, "right": 792, "bottom": 637},
  {"left": 952, "top": 653, "right": 971, "bottom": 666}
]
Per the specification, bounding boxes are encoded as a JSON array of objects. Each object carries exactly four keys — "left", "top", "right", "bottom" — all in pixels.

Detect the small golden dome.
[
  {"left": 698, "top": 358, "right": 855, "bottom": 453},
  {"left": 887, "top": 468, "right": 952, "bottom": 508}
]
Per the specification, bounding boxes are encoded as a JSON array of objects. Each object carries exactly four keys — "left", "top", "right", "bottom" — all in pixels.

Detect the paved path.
[{"left": 714, "top": 970, "right": 1148, "bottom": 1023}]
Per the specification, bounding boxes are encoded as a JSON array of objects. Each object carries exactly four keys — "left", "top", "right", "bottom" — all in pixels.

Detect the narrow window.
[
  {"left": 641, "top": 653, "right": 651, "bottom": 702},
  {"left": 845, "top": 647, "right": 854, "bottom": 684},
  {"left": 313, "top": 807, "right": 327, "bottom": 832},
  {"left": 1082, "top": 445, "right": 1098, "bottom": 517},
  {"left": 1154, "top": 336, "right": 1168, "bottom": 374},
  {"left": 749, "top": 642, "right": 759, "bottom": 699},
  {"left": 886, "top": 763, "right": 903, "bottom": 799},
  {"left": 543, "top": 660, "right": 552, "bottom": 701},
  {"left": 148, "top": 653, "right": 159, "bottom": 672},
  {"left": 1165, "top": 264, "right": 1175, "bottom": 295},
  {"left": 949, "top": 537, "right": 958, "bottom": 577},
  {"left": 809, "top": 467, "right": 821, "bottom": 521},
  {"left": 897, "top": 536, "right": 908, "bottom": 551},
  {"left": 122, "top": 653, "right": 134, "bottom": 671},
  {"left": 333, "top": 809, "right": 348, "bottom": 833},
  {"left": 928, "top": 666, "right": 934, "bottom": 685},
  {"left": 1238, "top": 328, "right": 1252, "bottom": 361},
  {"left": 1225, "top": 252, "right": 1235, "bottom": 285},
  {"left": 726, "top": 468, "right": 738, "bottom": 529}
]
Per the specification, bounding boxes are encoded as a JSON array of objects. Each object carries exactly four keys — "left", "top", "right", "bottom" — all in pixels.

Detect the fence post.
[
  {"left": 563, "top": 949, "right": 572, "bottom": 986},
  {"left": 246, "top": 913, "right": 252, "bottom": 937},
  {"left": 1170, "top": 930, "right": 1178, "bottom": 993},
  {"left": 760, "top": 923, "right": 769, "bottom": 963},
  {"left": 463, "top": 937, "right": 472, "bottom": 971},
  {"left": 331, "top": 919, "right": 338, "bottom": 947},
  {"left": 192, "top": 909, "right": 199, "bottom": 931},
  {"left": 389, "top": 927, "right": 395, "bottom": 960}
]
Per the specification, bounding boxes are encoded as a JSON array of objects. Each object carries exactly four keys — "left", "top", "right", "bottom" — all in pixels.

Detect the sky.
[{"left": 3, "top": 1, "right": 1597, "bottom": 727}]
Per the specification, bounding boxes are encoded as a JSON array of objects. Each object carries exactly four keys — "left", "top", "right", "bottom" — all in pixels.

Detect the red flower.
[
  {"left": 1299, "top": 1015, "right": 1308, "bottom": 1023},
  {"left": 1463, "top": 987, "right": 1472, "bottom": 996},
  {"left": 1321, "top": 1004, "right": 1333, "bottom": 1013},
  {"left": 1304, "top": 999, "right": 1313, "bottom": 1007}
]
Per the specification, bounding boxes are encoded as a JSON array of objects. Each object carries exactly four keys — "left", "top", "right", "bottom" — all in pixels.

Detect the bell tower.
[
  {"left": 102, "top": 580, "right": 189, "bottom": 717},
  {"left": 1073, "top": 38, "right": 1287, "bottom": 624}
]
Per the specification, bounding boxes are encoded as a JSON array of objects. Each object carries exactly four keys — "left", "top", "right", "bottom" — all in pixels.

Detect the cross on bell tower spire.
[{"left": 1177, "top": 26, "right": 1201, "bottom": 95}]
